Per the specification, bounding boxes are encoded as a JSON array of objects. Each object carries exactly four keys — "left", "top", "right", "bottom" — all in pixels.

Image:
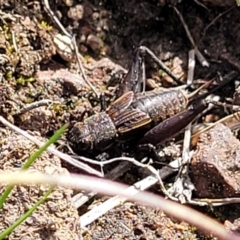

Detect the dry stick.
[
  {"left": 0, "top": 116, "right": 103, "bottom": 177},
  {"left": 172, "top": 5, "right": 209, "bottom": 67},
  {"left": 67, "top": 143, "right": 176, "bottom": 169},
  {"left": 191, "top": 109, "right": 240, "bottom": 147},
  {"left": 43, "top": 0, "right": 71, "bottom": 38},
  {"left": 193, "top": 0, "right": 210, "bottom": 11},
  {"left": 80, "top": 153, "right": 224, "bottom": 226},
  {"left": 0, "top": 171, "right": 239, "bottom": 240},
  {"left": 11, "top": 30, "right": 18, "bottom": 52},
  {"left": 73, "top": 161, "right": 132, "bottom": 208},
  {"left": 43, "top": 0, "right": 100, "bottom": 98},
  {"left": 194, "top": 197, "right": 240, "bottom": 206},
  {"left": 187, "top": 49, "right": 195, "bottom": 86},
  {"left": 220, "top": 52, "right": 240, "bottom": 72},
  {"left": 203, "top": 6, "right": 234, "bottom": 36},
  {"left": 168, "top": 49, "right": 196, "bottom": 203},
  {"left": 72, "top": 35, "right": 100, "bottom": 98},
  {"left": 80, "top": 159, "right": 180, "bottom": 228},
  {"left": 69, "top": 149, "right": 171, "bottom": 168},
  {"left": 70, "top": 151, "right": 178, "bottom": 201},
  {"left": 14, "top": 99, "right": 54, "bottom": 116}
]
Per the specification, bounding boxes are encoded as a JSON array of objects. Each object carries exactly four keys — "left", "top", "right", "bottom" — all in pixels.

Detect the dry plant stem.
[
  {"left": 11, "top": 30, "right": 18, "bottom": 52},
  {"left": 43, "top": 0, "right": 71, "bottom": 38},
  {"left": 71, "top": 153, "right": 163, "bottom": 167},
  {"left": 172, "top": 6, "right": 209, "bottom": 67},
  {"left": 72, "top": 35, "right": 100, "bottom": 98},
  {"left": 69, "top": 145, "right": 175, "bottom": 169},
  {"left": 72, "top": 153, "right": 177, "bottom": 200},
  {"left": 73, "top": 161, "right": 132, "bottom": 208},
  {"left": 169, "top": 51, "right": 195, "bottom": 203},
  {"left": 0, "top": 171, "right": 239, "bottom": 240},
  {"left": 203, "top": 6, "right": 234, "bottom": 36},
  {"left": 221, "top": 52, "right": 240, "bottom": 71},
  {"left": 191, "top": 111, "right": 240, "bottom": 146},
  {"left": 181, "top": 49, "right": 194, "bottom": 174},
  {"left": 187, "top": 49, "right": 195, "bottom": 85},
  {"left": 193, "top": 197, "right": 240, "bottom": 206},
  {"left": 80, "top": 159, "right": 180, "bottom": 227},
  {"left": 193, "top": 0, "right": 210, "bottom": 11},
  {"left": 80, "top": 175, "right": 163, "bottom": 227},
  {"left": 0, "top": 116, "right": 103, "bottom": 177},
  {"left": 174, "top": 126, "right": 193, "bottom": 203},
  {"left": 43, "top": 0, "right": 100, "bottom": 97},
  {"left": 14, "top": 99, "right": 54, "bottom": 116}
]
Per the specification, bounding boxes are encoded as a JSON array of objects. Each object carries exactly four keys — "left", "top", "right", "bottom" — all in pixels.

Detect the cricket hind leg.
[
  {"left": 117, "top": 46, "right": 184, "bottom": 98},
  {"left": 117, "top": 47, "right": 146, "bottom": 98},
  {"left": 140, "top": 46, "right": 184, "bottom": 85}
]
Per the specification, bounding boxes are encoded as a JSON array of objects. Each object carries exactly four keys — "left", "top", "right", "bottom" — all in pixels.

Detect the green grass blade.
[
  {"left": 0, "top": 186, "right": 14, "bottom": 209},
  {"left": 22, "top": 124, "right": 67, "bottom": 169},
  {"left": 0, "top": 125, "right": 67, "bottom": 209},
  {"left": 0, "top": 186, "right": 55, "bottom": 239}
]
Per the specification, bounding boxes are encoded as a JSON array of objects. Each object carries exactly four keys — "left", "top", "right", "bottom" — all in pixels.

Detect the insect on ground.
[{"left": 67, "top": 46, "right": 238, "bottom": 160}]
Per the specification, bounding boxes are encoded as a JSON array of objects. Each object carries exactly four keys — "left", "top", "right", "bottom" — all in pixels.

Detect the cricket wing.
[
  {"left": 107, "top": 91, "right": 134, "bottom": 118},
  {"left": 114, "top": 108, "right": 151, "bottom": 134}
]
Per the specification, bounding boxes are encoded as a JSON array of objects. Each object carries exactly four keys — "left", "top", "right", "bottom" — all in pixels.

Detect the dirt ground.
[{"left": 1, "top": 0, "right": 240, "bottom": 239}]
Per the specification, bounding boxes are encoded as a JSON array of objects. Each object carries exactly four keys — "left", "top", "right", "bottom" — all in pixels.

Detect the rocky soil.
[{"left": 1, "top": 0, "right": 240, "bottom": 239}]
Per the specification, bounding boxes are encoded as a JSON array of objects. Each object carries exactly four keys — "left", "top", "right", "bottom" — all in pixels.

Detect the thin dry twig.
[
  {"left": 14, "top": 99, "right": 54, "bottom": 116},
  {"left": 11, "top": 30, "right": 18, "bottom": 52},
  {"left": 72, "top": 35, "right": 100, "bottom": 98},
  {"left": 193, "top": 197, "right": 240, "bottom": 206},
  {"left": 172, "top": 5, "right": 209, "bottom": 67},
  {"left": 168, "top": 49, "right": 196, "bottom": 203},
  {"left": 203, "top": 6, "right": 234, "bottom": 36},
  {"left": 0, "top": 116, "right": 103, "bottom": 177},
  {"left": 43, "top": 0, "right": 71, "bottom": 38},
  {"left": 43, "top": 0, "right": 100, "bottom": 98},
  {"left": 80, "top": 159, "right": 179, "bottom": 227},
  {"left": 0, "top": 170, "right": 239, "bottom": 240},
  {"left": 187, "top": 49, "right": 195, "bottom": 85},
  {"left": 70, "top": 151, "right": 178, "bottom": 200},
  {"left": 181, "top": 49, "right": 195, "bottom": 174},
  {"left": 193, "top": 0, "right": 210, "bottom": 11},
  {"left": 73, "top": 161, "right": 132, "bottom": 208}
]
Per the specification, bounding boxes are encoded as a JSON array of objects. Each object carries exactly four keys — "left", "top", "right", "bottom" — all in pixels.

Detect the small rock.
[
  {"left": 86, "top": 34, "right": 103, "bottom": 53},
  {"left": 64, "top": 0, "right": 73, "bottom": 7},
  {"left": 190, "top": 123, "right": 240, "bottom": 198},
  {"left": 53, "top": 34, "right": 74, "bottom": 62},
  {"left": 67, "top": 4, "right": 84, "bottom": 20}
]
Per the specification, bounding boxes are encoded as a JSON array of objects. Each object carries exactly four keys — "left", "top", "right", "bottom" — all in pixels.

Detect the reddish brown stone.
[{"left": 190, "top": 123, "right": 240, "bottom": 198}]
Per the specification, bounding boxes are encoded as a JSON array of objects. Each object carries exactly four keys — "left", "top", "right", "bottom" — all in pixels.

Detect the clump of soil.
[
  {"left": 0, "top": 128, "right": 80, "bottom": 239},
  {"left": 0, "top": 0, "right": 240, "bottom": 239},
  {"left": 83, "top": 201, "right": 198, "bottom": 240}
]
